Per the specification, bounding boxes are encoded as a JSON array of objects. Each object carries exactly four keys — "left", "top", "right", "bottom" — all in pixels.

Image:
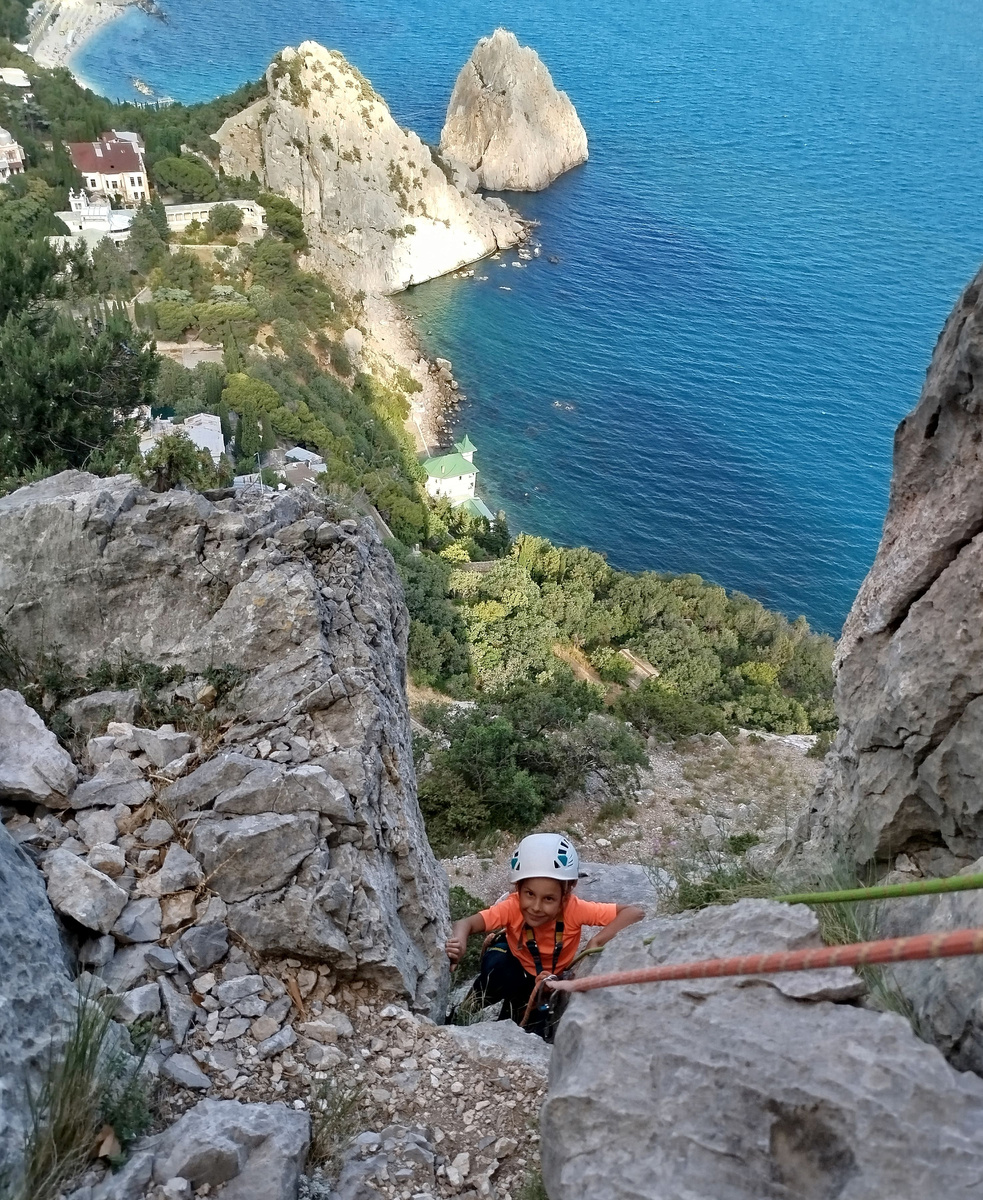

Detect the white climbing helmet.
[{"left": 509, "top": 833, "right": 580, "bottom": 884}]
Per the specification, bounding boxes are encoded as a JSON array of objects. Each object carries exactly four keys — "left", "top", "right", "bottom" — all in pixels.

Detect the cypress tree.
[
  {"left": 223, "top": 328, "right": 243, "bottom": 373},
  {"left": 217, "top": 399, "right": 232, "bottom": 443},
  {"left": 236, "top": 402, "right": 261, "bottom": 460},
  {"left": 260, "top": 411, "right": 276, "bottom": 451}
]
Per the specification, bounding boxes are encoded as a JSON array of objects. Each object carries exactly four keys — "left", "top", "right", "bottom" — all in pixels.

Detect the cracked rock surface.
[
  {"left": 0, "top": 471, "right": 449, "bottom": 1014},
  {"left": 801, "top": 267, "right": 983, "bottom": 873},
  {"left": 542, "top": 900, "right": 983, "bottom": 1200}
]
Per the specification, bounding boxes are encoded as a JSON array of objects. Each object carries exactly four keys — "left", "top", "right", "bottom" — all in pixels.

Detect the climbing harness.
[
  {"left": 546, "top": 926, "right": 983, "bottom": 995},
  {"left": 518, "top": 920, "right": 564, "bottom": 1033},
  {"left": 519, "top": 942, "right": 605, "bottom": 1032}
]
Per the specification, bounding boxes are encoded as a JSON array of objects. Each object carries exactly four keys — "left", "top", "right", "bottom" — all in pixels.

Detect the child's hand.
[{"left": 445, "top": 934, "right": 467, "bottom": 965}]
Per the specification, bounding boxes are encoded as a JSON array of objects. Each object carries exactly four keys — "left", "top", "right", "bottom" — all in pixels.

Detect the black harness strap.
[{"left": 524, "top": 919, "right": 565, "bottom": 976}]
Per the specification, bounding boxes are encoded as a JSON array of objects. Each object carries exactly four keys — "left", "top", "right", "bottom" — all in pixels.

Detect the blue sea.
[{"left": 75, "top": 0, "right": 983, "bottom": 633}]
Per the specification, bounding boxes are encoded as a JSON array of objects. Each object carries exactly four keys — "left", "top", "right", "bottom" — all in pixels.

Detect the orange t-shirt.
[{"left": 479, "top": 892, "right": 619, "bottom": 976}]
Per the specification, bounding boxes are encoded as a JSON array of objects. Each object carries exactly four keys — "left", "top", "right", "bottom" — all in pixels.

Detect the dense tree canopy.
[{"left": 0, "top": 233, "right": 158, "bottom": 484}]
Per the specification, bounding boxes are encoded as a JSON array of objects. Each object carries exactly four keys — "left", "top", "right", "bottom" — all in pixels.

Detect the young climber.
[{"left": 445, "top": 833, "right": 645, "bottom": 1038}]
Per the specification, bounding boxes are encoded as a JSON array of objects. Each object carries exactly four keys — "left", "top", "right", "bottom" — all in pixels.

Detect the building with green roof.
[{"left": 421, "top": 434, "right": 494, "bottom": 521}]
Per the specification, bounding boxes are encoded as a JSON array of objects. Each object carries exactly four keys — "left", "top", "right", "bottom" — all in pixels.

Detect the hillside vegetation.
[{"left": 0, "top": 38, "right": 835, "bottom": 855}]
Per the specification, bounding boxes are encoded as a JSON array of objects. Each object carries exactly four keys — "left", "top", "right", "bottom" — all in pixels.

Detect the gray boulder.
[
  {"left": 189, "top": 812, "right": 319, "bottom": 903},
  {"left": 142, "top": 842, "right": 205, "bottom": 896},
  {"left": 62, "top": 689, "right": 140, "bottom": 735},
  {"left": 133, "top": 725, "right": 192, "bottom": 768},
  {"left": 158, "top": 752, "right": 256, "bottom": 820},
  {"left": 441, "top": 1018, "right": 551, "bottom": 1073},
  {"left": 161, "top": 1053, "right": 212, "bottom": 1091},
  {"left": 875, "top": 888, "right": 983, "bottom": 1074},
  {"left": 72, "top": 757, "right": 152, "bottom": 810},
  {"left": 177, "top": 921, "right": 229, "bottom": 972},
  {"left": 326, "top": 1125, "right": 437, "bottom": 1200},
  {"left": 151, "top": 1099, "right": 309, "bottom": 1197},
  {"left": 0, "top": 688, "right": 77, "bottom": 806},
  {"left": 112, "top": 896, "right": 162, "bottom": 944},
  {"left": 116, "top": 982, "right": 161, "bottom": 1024},
  {"left": 45, "top": 847, "right": 129, "bottom": 933},
  {"left": 440, "top": 29, "right": 588, "bottom": 192},
  {"left": 0, "top": 824, "right": 76, "bottom": 1177},
  {"left": 575, "top": 861, "right": 660, "bottom": 911},
  {"left": 542, "top": 899, "right": 983, "bottom": 1200}
]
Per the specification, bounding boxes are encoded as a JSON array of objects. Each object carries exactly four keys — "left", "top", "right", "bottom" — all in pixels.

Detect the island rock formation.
[
  {"left": 0, "top": 471, "right": 449, "bottom": 1013},
  {"left": 439, "top": 29, "right": 588, "bottom": 192},
  {"left": 215, "top": 42, "right": 525, "bottom": 295}
]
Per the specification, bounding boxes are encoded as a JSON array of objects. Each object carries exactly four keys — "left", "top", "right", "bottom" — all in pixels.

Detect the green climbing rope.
[{"left": 774, "top": 872, "right": 983, "bottom": 906}]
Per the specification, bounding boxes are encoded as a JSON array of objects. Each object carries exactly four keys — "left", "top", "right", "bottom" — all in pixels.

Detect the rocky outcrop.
[
  {"left": 0, "top": 823, "right": 75, "bottom": 1176},
  {"left": 440, "top": 29, "right": 588, "bottom": 192},
  {"left": 541, "top": 900, "right": 983, "bottom": 1199},
  {"left": 0, "top": 471, "right": 449, "bottom": 1013},
  {"left": 81, "top": 1099, "right": 310, "bottom": 1200},
  {"left": 0, "top": 688, "right": 78, "bottom": 805},
  {"left": 215, "top": 42, "right": 525, "bottom": 295},
  {"left": 800, "top": 267, "right": 983, "bottom": 874}
]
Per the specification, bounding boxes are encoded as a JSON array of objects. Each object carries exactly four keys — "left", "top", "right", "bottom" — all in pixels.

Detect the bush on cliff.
[
  {"left": 0, "top": 233, "right": 158, "bottom": 491},
  {"left": 416, "top": 671, "right": 645, "bottom": 852}
]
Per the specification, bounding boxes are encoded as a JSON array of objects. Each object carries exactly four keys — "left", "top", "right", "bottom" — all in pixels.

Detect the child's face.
[{"left": 517, "top": 877, "right": 565, "bottom": 927}]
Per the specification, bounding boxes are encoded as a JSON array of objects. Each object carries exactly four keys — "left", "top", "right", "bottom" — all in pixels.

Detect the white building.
[
  {"left": 0, "top": 126, "right": 25, "bottom": 182},
  {"left": 421, "top": 435, "right": 494, "bottom": 519},
  {"left": 68, "top": 132, "right": 148, "bottom": 206},
  {"left": 0, "top": 68, "right": 31, "bottom": 89},
  {"left": 163, "top": 199, "right": 267, "bottom": 235},
  {"left": 283, "top": 446, "right": 326, "bottom": 486},
  {"left": 422, "top": 435, "right": 478, "bottom": 503},
  {"left": 54, "top": 191, "right": 134, "bottom": 245},
  {"left": 139, "top": 413, "right": 226, "bottom": 465}
]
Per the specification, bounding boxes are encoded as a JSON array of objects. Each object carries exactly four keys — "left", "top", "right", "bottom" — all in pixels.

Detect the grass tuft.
[
  {"left": 308, "top": 1076, "right": 365, "bottom": 1176},
  {"left": 1, "top": 991, "right": 153, "bottom": 1200},
  {"left": 518, "top": 1169, "right": 549, "bottom": 1200}
]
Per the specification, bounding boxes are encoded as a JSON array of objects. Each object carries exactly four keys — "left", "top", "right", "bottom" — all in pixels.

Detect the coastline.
[
  {"left": 27, "top": 0, "right": 135, "bottom": 87},
  {"left": 361, "top": 292, "right": 463, "bottom": 457}
]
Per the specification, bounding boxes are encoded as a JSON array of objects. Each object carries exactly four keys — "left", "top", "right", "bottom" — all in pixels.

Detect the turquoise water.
[{"left": 76, "top": 0, "right": 983, "bottom": 632}]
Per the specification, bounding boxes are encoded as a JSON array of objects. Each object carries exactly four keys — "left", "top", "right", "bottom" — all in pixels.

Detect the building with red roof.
[{"left": 68, "top": 132, "right": 148, "bottom": 206}]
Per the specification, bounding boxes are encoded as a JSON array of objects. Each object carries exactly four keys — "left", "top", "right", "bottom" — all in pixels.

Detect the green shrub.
[{"left": 614, "top": 682, "right": 728, "bottom": 740}]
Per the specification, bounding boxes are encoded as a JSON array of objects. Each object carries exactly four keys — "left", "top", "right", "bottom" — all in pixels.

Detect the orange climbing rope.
[{"left": 545, "top": 926, "right": 983, "bottom": 994}]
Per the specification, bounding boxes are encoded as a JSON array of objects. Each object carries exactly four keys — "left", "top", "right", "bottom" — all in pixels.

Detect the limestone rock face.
[
  {"left": 0, "top": 824, "right": 75, "bottom": 1176},
  {"left": 801, "top": 268, "right": 983, "bottom": 871},
  {"left": 440, "top": 29, "right": 588, "bottom": 192},
  {"left": 0, "top": 471, "right": 450, "bottom": 1013},
  {"left": 541, "top": 900, "right": 983, "bottom": 1200},
  {"left": 0, "top": 688, "right": 78, "bottom": 806},
  {"left": 215, "top": 42, "right": 525, "bottom": 295}
]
